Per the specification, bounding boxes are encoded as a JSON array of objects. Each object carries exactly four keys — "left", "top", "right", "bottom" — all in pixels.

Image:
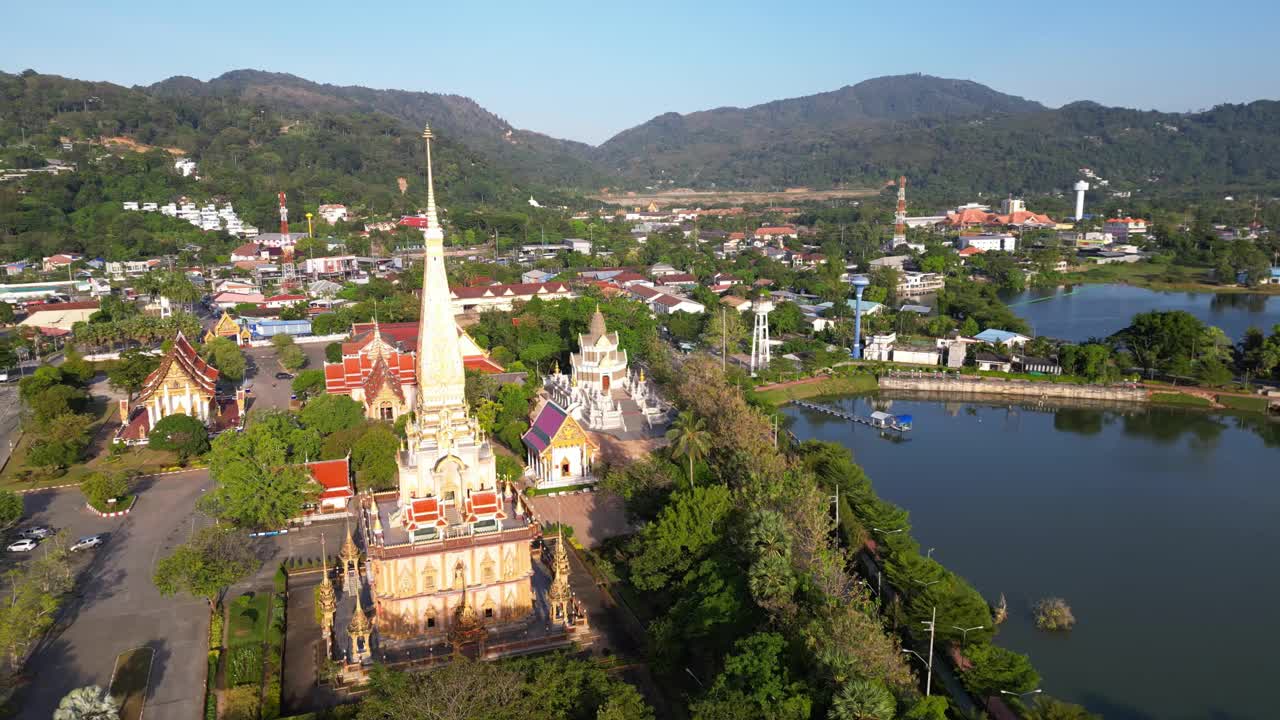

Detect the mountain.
[
  {"left": 594, "top": 74, "right": 1046, "bottom": 185},
  {"left": 593, "top": 74, "right": 1280, "bottom": 196},
  {"left": 146, "top": 69, "right": 604, "bottom": 188}
]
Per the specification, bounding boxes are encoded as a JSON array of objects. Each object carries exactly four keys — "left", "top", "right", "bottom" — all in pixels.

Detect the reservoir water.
[
  {"left": 784, "top": 395, "right": 1280, "bottom": 719},
  {"left": 1002, "top": 285, "right": 1280, "bottom": 342}
]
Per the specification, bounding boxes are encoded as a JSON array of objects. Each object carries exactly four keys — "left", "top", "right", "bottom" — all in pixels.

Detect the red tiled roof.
[
  {"left": 398, "top": 215, "right": 431, "bottom": 228},
  {"left": 306, "top": 457, "right": 351, "bottom": 492},
  {"left": 449, "top": 282, "right": 571, "bottom": 300},
  {"left": 25, "top": 300, "right": 100, "bottom": 312},
  {"left": 958, "top": 246, "right": 984, "bottom": 256},
  {"left": 464, "top": 488, "right": 505, "bottom": 523},
  {"left": 754, "top": 225, "right": 796, "bottom": 236},
  {"left": 404, "top": 496, "right": 447, "bottom": 530}
]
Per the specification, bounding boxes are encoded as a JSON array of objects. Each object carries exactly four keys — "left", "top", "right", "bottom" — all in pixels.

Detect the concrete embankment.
[{"left": 879, "top": 375, "right": 1148, "bottom": 402}]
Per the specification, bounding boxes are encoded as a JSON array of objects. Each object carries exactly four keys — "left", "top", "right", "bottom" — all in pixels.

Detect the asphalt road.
[
  {"left": 17, "top": 470, "right": 216, "bottom": 720},
  {"left": 243, "top": 344, "right": 329, "bottom": 414}
]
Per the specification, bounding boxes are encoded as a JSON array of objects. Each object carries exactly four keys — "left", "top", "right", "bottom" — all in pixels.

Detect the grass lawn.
[
  {"left": 1151, "top": 392, "right": 1214, "bottom": 407},
  {"left": 228, "top": 592, "right": 271, "bottom": 648},
  {"left": 754, "top": 374, "right": 878, "bottom": 405},
  {"left": 109, "top": 646, "right": 154, "bottom": 720},
  {"left": 1065, "top": 260, "right": 1280, "bottom": 294},
  {"left": 87, "top": 494, "right": 136, "bottom": 514},
  {"left": 525, "top": 482, "right": 596, "bottom": 497},
  {"left": 1217, "top": 394, "right": 1271, "bottom": 413}
]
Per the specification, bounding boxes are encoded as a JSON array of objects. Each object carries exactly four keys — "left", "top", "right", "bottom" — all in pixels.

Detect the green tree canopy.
[
  {"left": 300, "top": 394, "right": 366, "bottom": 435},
  {"left": 147, "top": 412, "right": 210, "bottom": 460},
  {"left": 203, "top": 421, "right": 318, "bottom": 529},
  {"left": 199, "top": 336, "right": 246, "bottom": 382},
  {"left": 153, "top": 525, "right": 259, "bottom": 609}
]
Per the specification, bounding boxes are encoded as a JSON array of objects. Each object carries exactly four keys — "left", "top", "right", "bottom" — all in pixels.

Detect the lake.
[
  {"left": 785, "top": 394, "right": 1280, "bottom": 720},
  {"left": 1002, "top": 285, "right": 1280, "bottom": 342}
]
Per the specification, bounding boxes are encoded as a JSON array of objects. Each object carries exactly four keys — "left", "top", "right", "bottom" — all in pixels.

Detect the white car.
[
  {"left": 71, "top": 535, "right": 104, "bottom": 551},
  {"left": 7, "top": 539, "right": 37, "bottom": 552}
]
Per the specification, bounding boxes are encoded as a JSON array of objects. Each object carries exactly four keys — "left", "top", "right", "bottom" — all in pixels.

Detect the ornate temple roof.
[{"left": 136, "top": 332, "right": 219, "bottom": 403}]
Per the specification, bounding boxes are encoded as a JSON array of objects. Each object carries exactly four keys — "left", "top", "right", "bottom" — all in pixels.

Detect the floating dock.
[{"left": 791, "top": 400, "right": 913, "bottom": 431}]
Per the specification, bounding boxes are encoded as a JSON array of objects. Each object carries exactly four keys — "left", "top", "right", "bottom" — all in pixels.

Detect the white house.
[
  {"left": 956, "top": 233, "right": 1017, "bottom": 252},
  {"left": 317, "top": 204, "right": 348, "bottom": 224}
]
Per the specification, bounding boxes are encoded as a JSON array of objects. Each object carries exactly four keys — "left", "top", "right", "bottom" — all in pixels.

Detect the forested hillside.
[
  {"left": 595, "top": 76, "right": 1280, "bottom": 195},
  {"left": 0, "top": 69, "right": 590, "bottom": 261}
]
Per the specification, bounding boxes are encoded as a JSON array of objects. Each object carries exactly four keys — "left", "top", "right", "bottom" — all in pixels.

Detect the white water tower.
[
  {"left": 750, "top": 300, "right": 774, "bottom": 376},
  {"left": 1074, "top": 180, "right": 1090, "bottom": 221}
]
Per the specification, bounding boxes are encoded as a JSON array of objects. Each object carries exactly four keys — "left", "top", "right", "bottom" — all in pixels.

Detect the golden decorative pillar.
[
  {"left": 318, "top": 539, "right": 337, "bottom": 658},
  {"left": 548, "top": 532, "right": 572, "bottom": 625},
  {"left": 348, "top": 591, "right": 372, "bottom": 664},
  {"left": 340, "top": 519, "right": 360, "bottom": 594}
]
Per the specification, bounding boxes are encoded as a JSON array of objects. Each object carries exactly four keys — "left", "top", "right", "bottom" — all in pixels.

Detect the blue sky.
[{"left": 3, "top": 0, "right": 1275, "bottom": 144}]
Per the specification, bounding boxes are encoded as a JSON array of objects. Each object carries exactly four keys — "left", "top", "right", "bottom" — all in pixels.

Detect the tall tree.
[
  {"left": 665, "top": 411, "right": 710, "bottom": 488},
  {"left": 202, "top": 423, "right": 318, "bottom": 529}
]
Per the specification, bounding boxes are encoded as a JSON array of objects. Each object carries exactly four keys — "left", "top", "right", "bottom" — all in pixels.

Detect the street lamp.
[
  {"left": 1001, "top": 689, "right": 1043, "bottom": 700},
  {"left": 914, "top": 578, "right": 941, "bottom": 589},
  {"left": 872, "top": 527, "right": 905, "bottom": 535},
  {"left": 952, "top": 625, "right": 984, "bottom": 646},
  {"left": 850, "top": 274, "right": 870, "bottom": 359}
]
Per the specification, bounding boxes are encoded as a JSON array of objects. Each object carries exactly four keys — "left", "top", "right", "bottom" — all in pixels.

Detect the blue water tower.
[{"left": 850, "top": 274, "right": 870, "bottom": 359}]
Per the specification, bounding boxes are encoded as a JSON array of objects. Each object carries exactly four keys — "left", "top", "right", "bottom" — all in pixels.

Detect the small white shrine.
[{"left": 545, "top": 307, "right": 668, "bottom": 432}]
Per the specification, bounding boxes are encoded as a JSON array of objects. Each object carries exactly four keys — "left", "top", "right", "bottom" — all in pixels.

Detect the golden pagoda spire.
[
  {"left": 414, "top": 125, "right": 466, "bottom": 413},
  {"left": 348, "top": 589, "right": 371, "bottom": 635},
  {"left": 340, "top": 518, "right": 359, "bottom": 564},
  {"left": 422, "top": 125, "right": 440, "bottom": 236}
]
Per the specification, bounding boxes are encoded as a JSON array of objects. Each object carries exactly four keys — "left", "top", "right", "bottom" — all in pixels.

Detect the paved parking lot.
[{"left": 17, "top": 470, "right": 216, "bottom": 720}]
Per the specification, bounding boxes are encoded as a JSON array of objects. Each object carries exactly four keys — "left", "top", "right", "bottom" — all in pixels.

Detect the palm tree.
[
  {"left": 829, "top": 677, "right": 896, "bottom": 720},
  {"left": 53, "top": 686, "right": 120, "bottom": 720},
  {"left": 665, "top": 411, "right": 710, "bottom": 488}
]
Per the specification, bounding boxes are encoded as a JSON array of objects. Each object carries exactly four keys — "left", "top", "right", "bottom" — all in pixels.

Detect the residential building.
[
  {"left": 753, "top": 225, "right": 798, "bottom": 241},
  {"left": 896, "top": 272, "right": 945, "bottom": 296},
  {"left": 869, "top": 255, "right": 910, "bottom": 270},
  {"left": 449, "top": 282, "right": 575, "bottom": 313},
  {"left": 521, "top": 269, "right": 556, "bottom": 284},
  {"left": 19, "top": 300, "right": 100, "bottom": 336},
  {"left": 974, "top": 352, "right": 1013, "bottom": 372},
  {"left": 318, "top": 204, "right": 349, "bottom": 224},
  {"left": 720, "top": 296, "right": 752, "bottom": 313},
  {"left": 1103, "top": 217, "right": 1148, "bottom": 241},
  {"left": 1015, "top": 355, "right": 1062, "bottom": 375},
  {"left": 563, "top": 238, "right": 592, "bottom": 254},
  {"left": 956, "top": 233, "right": 1017, "bottom": 252},
  {"left": 973, "top": 329, "right": 1030, "bottom": 347},
  {"left": 42, "top": 253, "right": 83, "bottom": 273},
  {"left": 301, "top": 256, "right": 360, "bottom": 277}
]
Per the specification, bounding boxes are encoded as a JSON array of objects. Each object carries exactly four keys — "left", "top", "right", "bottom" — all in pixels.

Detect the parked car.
[
  {"left": 275, "top": 372, "right": 294, "bottom": 380},
  {"left": 19, "top": 526, "right": 52, "bottom": 539},
  {"left": 70, "top": 535, "right": 104, "bottom": 552},
  {"left": 7, "top": 539, "right": 37, "bottom": 552}
]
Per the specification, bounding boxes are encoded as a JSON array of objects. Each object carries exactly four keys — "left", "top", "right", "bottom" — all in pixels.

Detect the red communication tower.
[{"left": 278, "top": 192, "right": 289, "bottom": 236}]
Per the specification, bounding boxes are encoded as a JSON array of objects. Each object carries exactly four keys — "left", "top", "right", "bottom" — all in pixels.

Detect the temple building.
[
  {"left": 324, "top": 321, "right": 504, "bottom": 421},
  {"left": 204, "top": 310, "right": 250, "bottom": 346},
  {"left": 115, "top": 332, "right": 243, "bottom": 444},
  {"left": 522, "top": 401, "right": 598, "bottom": 488},
  {"left": 545, "top": 307, "right": 666, "bottom": 432},
  {"left": 355, "top": 127, "right": 538, "bottom": 655}
]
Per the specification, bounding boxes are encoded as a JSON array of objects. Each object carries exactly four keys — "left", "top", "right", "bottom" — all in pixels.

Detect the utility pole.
[
  {"left": 924, "top": 606, "right": 936, "bottom": 696},
  {"left": 721, "top": 306, "right": 727, "bottom": 372}
]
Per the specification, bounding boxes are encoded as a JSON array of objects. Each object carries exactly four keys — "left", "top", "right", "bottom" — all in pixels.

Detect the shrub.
[
  {"left": 273, "top": 566, "right": 287, "bottom": 594},
  {"left": 222, "top": 686, "right": 261, "bottom": 720},
  {"left": 1034, "top": 597, "right": 1076, "bottom": 631},
  {"left": 80, "top": 472, "right": 129, "bottom": 510},
  {"left": 227, "top": 644, "right": 264, "bottom": 687},
  {"left": 209, "top": 608, "right": 225, "bottom": 649}
]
